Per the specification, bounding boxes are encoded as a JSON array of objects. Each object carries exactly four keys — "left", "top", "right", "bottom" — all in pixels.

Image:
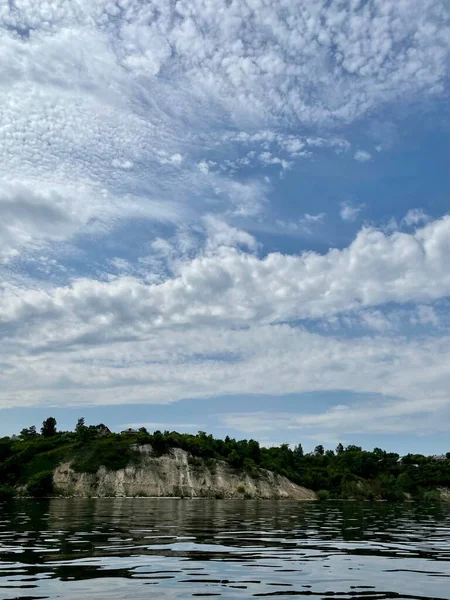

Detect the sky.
[{"left": 0, "top": 0, "right": 450, "bottom": 454}]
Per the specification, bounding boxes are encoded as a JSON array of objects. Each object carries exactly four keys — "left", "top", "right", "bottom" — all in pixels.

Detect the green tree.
[
  {"left": 346, "top": 444, "right": 362, "bottom": 452},
  {"left": 293, "top": 444, "right": 304, "bottom": 458},
  {"left": 20, "top": 425, "right": 38, "bottom": 440},
  {"left": 248, "top": 439, "right": 261, "bottom": 464},
  {"left": 75, "top": 417, "right": 92, "bottom": 443},
  {"left": 228, "top": 449, "right": 242, "bottom": 468},
  {"left": 336, "top": 443, "right": 344, "bottom": 455},
  {"left": 41, "top": 417, "right": 57, "bottom": 438},
  {"left": 314, "top": 445, "right": 324, "bottom": 456},
  {"left": 75, "top": 418, "right": 85, "bottom": 434}
]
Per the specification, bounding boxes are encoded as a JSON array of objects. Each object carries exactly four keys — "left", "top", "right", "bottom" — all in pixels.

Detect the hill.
[{"left": 0, "top": 418, "right": 449, "bottom": 500}]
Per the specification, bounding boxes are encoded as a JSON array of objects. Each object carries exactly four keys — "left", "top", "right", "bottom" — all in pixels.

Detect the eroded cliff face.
[{"left": 53, "top": 446, "right": 317, "bottom": 500}]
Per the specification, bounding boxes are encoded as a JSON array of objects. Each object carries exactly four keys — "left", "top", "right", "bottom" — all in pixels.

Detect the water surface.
[{"left": 1, "top": 499, "right": 449, "bottom": 599}]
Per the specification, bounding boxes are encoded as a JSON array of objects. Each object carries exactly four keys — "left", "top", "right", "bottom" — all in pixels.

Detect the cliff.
[{"left": 53, "top": 445, "right": 317, "bottom": 500}]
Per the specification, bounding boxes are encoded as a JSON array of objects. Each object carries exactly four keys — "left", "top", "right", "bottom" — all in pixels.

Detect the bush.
[
  {"left": 71, "top": 438, "right": 139, "bottom": 473},
  {"left": 0, "top": 485, "right": 16, "bottom": 501},
  {"left": 243, "top": 458, "right": 259, "bottom": 478},
  {"left": 422, "top": 489, "right": 442, "bottom": 502},
  {"left": 228, "top": 450, "right": 243, "bottom": 469},
  {"left": 27, "top": 471, "right": 54, "bottom": 497},
  {"left": 316, "top": 489, "right": 331, "bottom": 501}
]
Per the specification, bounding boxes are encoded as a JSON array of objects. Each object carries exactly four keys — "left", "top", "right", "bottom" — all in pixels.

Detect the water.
[{"left": 0, "top": 499, "right": 449, "bottom": 600}]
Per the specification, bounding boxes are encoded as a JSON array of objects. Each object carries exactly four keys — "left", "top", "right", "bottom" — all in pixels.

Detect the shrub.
[
  {"left": 243, "top": 458, "right": 259, "bottom": 478},
  {"left": 316, "top": 489, "right": 331, "bottom": 501},
  {"left": 0, "top": 485, "right": 16, "bottom": 501},
  {"left": 228, "top": 450, "right": 243, "bottom": 469},
  {"left": 187, "top": 455, "right": 203, "bottom": 468},
  {"left": 27, "top": 471, "right": 54, "bottom": 497},
  {"left": 71, "top": 438, "right": 139, "bottom": 473},
  {"left": 422, "top": 489, "right": 442, "bottom": 502}
]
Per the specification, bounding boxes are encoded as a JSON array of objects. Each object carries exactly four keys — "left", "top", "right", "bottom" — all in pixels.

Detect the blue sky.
[{"left": 0, "top": 0, "right": 449, "bottom": 454}]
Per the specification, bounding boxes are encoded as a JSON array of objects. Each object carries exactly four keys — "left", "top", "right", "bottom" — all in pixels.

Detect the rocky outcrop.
[
  {"left": 53, "top": 445, "right": 317, "bottom": 500},
  {"left": 438, "top": 487, "right": 450, "bottom": 502}
]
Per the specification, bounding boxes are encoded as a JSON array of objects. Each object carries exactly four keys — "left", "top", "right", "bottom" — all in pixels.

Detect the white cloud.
[
  {"left": 219, "top": 387, "right": 450, "bottom": 437},
  {"left": 412, "top": 304, "right": 440, "bottom": 327},
  {"left": 258, "top": 152, "right": 292, "bottom": 170},
  {"left": 354, "top": 150, "right": 372, "bottom": 162},
  {"left": 402, "top": 209, "right": 431, "bottom": 227},
  {"left": 0, "top": 0, "right": 450, "bottom": 441},
  {"left": 3, "top": 215, "right": 450, "bottom": 336},
  {"left": 1, "top": 216, "right": 450, "bottom": 416},
  {"left": 340, "top": 201, "right": 363, "bottom": 222},
  {"left": 0, "top": 0, "right": 448, "bottom": 261},
  {"left": 203, "top": 216, "right": 258, "bottom": 253},
  {"left": 276, "top": 213, "right": 326, "bottom": 235}
]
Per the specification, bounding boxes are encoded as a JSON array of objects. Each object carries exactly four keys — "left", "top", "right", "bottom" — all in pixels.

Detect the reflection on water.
[{"left": 0, "top": 498, "right": 449, "bottom": 599}]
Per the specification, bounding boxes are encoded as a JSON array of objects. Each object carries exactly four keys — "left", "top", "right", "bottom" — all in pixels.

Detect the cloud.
[
  {"left": 354, "top": 150, "right": 372, "bottom": 162},
  {"left": 3, "top": 215, "right": 450, "bottom": 337},
  {"left": 1, "top": 216, "right": 450, "bottom": 416},
  {"left": 276, "top": 213, "right": 326, "bottom": 235},
  {"left": 1, "top": 0, "right": 450, "bottom": 443},
  {"left": 340, "top": 201, "right": 363, "bottom": 222},
  {"left": 0, "top": 0, "right": 448, "bottom": 263},
  {"left": 402, "top": 209, "right": 431, "bottom": 227},
  {"left": 219, "top": 388, "right": 450, "bottom": 437},
  {"left": 2, "top": 318, "right": 450, "bottom": 438}
]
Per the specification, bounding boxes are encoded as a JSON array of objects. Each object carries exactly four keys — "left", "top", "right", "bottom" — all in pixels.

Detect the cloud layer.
[
  {"left": 1, "top": 217, "right": 450, "bottom": 431},
  {"left": 1, "top": 0, "right": 450, "bottom": 442},
  {"left": 1, "top": 0, "right": 449, "bottom": 256}
]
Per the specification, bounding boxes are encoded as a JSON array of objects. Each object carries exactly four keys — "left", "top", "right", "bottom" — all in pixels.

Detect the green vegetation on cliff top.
[{"left": 0, "top": 417, "right": 449, "bottom": 500}]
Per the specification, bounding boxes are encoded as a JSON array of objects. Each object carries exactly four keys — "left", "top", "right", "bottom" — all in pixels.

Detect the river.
[{"left": 1, "top": 498, "right": 449, "bottom": 599}]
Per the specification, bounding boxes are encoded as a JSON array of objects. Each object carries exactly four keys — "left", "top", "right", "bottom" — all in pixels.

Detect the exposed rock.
[
  {"left": 438, "top": 487, "right": 450, "bottom": 502},
  {"left": 53, "top": 446, "right": 317, "bottom": 500}
]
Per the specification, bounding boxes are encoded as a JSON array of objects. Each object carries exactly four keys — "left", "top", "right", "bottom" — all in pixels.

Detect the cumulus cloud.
[{"left": 3, "top": 215, "right": 450, "bottom": 338}]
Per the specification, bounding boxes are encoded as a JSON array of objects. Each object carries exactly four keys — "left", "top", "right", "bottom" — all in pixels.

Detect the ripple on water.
[{"left": 0, "top": 499, "right": 449, "bottom": 599}]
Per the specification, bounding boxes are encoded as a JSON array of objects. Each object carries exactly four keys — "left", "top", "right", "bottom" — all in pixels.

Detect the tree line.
[{"left": 1, "top": 417, "right": 449, "bottom": 500}]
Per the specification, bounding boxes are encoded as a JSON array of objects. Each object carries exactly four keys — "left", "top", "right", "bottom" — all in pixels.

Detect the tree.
[
  {"left": 228, "top": 449, "right": 242, "bottom": 468},
  {"left": 75, "top": 417, "right": 91, "bottom": 443},
  {"left": 314, "top": 445, "right": 324, "bottom": 456},
  {"left": 75, "top": 418, "right": 85, "bottom": 434},
  {"left": 41, "top": 417, "right": 57, "bottom": 438},
  {"left": 336, "top": 443, "right": 344, "bottom": 455},
  {"left": 20, "top": 426, "right": 38, "bottom": 440},
  {"left": 248, "top": 439, "right": 261, "bottom": 464},
  {"left": 293, "top": 444, "right": 304, "bottom": 458},
  {"left": 346, "top": 444, "right": 362, "bottom": 453}
]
